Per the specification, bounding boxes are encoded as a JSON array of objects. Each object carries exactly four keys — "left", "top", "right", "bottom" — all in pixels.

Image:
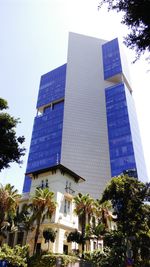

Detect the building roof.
[{"left": 26, "top": 163, "right": 85, "bottom": 183}]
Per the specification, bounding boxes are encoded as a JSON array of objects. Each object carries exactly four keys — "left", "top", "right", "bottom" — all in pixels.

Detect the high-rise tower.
[{"left": 23, "top": 33, "right": 148, "bottom": 199}]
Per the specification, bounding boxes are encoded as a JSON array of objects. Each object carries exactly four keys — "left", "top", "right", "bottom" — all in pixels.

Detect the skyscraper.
[{"left": 23, "top": 32, "right": 148, "bottom": 199}]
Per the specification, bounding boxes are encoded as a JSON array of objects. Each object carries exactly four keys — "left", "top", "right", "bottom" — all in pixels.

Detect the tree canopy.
[
  {"left": 0, "top": 98, "right": 25, "bottom": 171},
  {"left": 100, "top": 175, "right": 150, "bottom": 235},
  {"left": 67, "top": 230, "right": 83, "bottom": 244},
  {"left": 43, "top": 228, "right": 56, "bottom": 251},
  {"left": 99, "top": 0, "right": 150, "bottom": 59},
  {"left": 43, "top": 228, "right": 56, "bottom": 243},
  {"left": 100, "top": 175, "right": 150, "bottom": 266}
]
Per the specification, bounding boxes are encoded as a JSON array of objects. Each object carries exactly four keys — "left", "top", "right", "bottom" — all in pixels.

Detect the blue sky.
[{"left": 0, "top": 0, "right": 150, "bottom": 192}]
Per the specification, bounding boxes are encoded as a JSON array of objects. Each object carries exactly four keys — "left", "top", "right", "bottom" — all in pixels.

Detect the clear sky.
[{"left": 0, "top": 0, "right": 150, "bottom": 192}]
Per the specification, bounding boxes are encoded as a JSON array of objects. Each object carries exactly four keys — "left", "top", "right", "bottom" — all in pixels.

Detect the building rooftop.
[{"left": 26, "top": 163, "right": 85, "bottom": 183}]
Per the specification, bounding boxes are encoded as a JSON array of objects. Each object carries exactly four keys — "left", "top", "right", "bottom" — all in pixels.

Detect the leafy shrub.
[
  {"left": 43, "top": 228, "right": 56, "bottom": 243},
  {"left": 84, "top": 247, "right": 111, "bottom": 267},
  {"left": 28, "top": 253, "right": 78, "bottom": 267},
  {"left": 0, "top": 244, "right": 28, "bottom": 267},
  {"left": 67, "top": 230, "right": 82, "bottom": 244}
]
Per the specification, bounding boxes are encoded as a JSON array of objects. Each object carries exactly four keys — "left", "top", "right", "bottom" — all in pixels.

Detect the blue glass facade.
[
  {"left": 26, "top": 101, "right": 64, "bottom": 173},
  {"left": 105, "top": 83, "right": 137, "bottom": 177},
  {"left": 23, "top": 64, "right": 67, "bottom": 193},
  {"left": 22, "top": 175, "right": 31, "bottom": 193},
  {"left": 102, "top": 38, "right": 122, "bottom": 80},
  {"left": 37, "top": 64, "right": 66, "bottom": 108}
]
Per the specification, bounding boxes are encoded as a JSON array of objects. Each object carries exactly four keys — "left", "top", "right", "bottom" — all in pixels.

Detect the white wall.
[
  {"left": 61, "top": 32, "right": 112, "bottom": 199},
  {"left": 30, "top": 169, "right": 79, "bottom": 229},
  {"left": 28, "top": 169, "right": 81, "bottom": 253}
]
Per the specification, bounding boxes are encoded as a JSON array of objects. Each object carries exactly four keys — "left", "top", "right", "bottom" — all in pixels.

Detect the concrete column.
[{"left": 55, "top": 228, "right": 65, "bottom": 253}]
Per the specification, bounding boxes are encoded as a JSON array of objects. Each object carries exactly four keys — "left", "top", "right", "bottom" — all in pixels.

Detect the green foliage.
[
  {"left": 74, "top": 193, "right": 95, "bottom": 257},
  {"left": 84, "top": 247, "right": 111, "bottom": 267},
  {"left": 0, "top": 97, "right": 25, "bottom": 171},
  {"left": 0, "top": 98, "right": 8, "bottom": 110},
  {"left": 139, "top": 232, "right": 150, "bottom": 262},
  {"left": 103, "top": 231, "right": 126, "bottom": 266},
  {"left": 67, "top": 230, "right": 83, "bottom": 244},
  {"left": 100, "top": 175, "right": 149, "bottom": 235},
  {"left": 91, "top": 223, "right": 105, "bottom": 237},
  {"left": 29, "top": 188, "right": 57, "bottom": 254},
  {"left": 94, "top": 199, "right": 113, "bottom": 232},
  {"left": 99, "top": 0, "right": 150, "bottom": 60},
  {"left": 0, "top": 184, "right": 20, "bottom": 244},
  {"left": 0, "top": 244, "right": 28, "bottom": 267},
  {"left": 43, "top": 228, "right": 56, "bottom": 243},
  {"left": 102, "top": 230, "right": 150, "bottom": 267},
  {"left": 74, "top": 193, "right": 95, "bottom": 215},
  {"left": 85, "top": 222, "right": 105, "bottom": 243},
  {"left": 100, "top": 175, "right": 150, "bottom": 266},
  {"left": 15, "top": 203, "right": 34, "bottom": 233},
  {"left": 84, "top": 241, "right": 126, "bottom": 267},
  {"left": 28, "top": 253, "right": 78, "bottom": 267},
  {"left": 0, "top": 184, "right": 20, "bottom": 223}
]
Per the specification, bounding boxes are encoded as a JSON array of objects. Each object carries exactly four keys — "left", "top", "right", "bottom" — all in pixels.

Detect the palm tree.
[
  {"left": 74, "top": 193, "right": 95, "bottom": 258},
  {"left": 30, "top": 187, "right": 56, "bottom": 254},
  {"left": 95, "top": 200, "right": 113, "bottom": 231},
  {"left": 0, "top": 183, "right": 20, "bottom": 245}
]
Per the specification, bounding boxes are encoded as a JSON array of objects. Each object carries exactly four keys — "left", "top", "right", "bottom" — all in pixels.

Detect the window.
[
  {"left": 65, "top": 181, "right": 68, "bottom": 193},
  {"left": 64, "top": 199, "right": 71, "bottom": 214},
  {"left": 65, "top": 181, "right": 75, "bottom": 195},
  {"left": 17, "top": 232, "right": 24, "bottom": 246},
  {"left": 36, "top": 243, "right": 41, "bottom": 254},
  {"left": 94, "top": 241, "right": 97, "bottom": 250},
  {"left": 8, "top": 232, "right": 15, "bottom": 248},
  {"left": 122, "top": 146, "right": 127, "bottom": 154}
]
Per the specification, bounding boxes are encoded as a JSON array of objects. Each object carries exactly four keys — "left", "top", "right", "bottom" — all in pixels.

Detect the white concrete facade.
[
  {"left": 61, "top": 32, "right": 112, "bottom": 199},
  {"left": 21, "top": 168, "right": 84, "bottom": 254}
]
